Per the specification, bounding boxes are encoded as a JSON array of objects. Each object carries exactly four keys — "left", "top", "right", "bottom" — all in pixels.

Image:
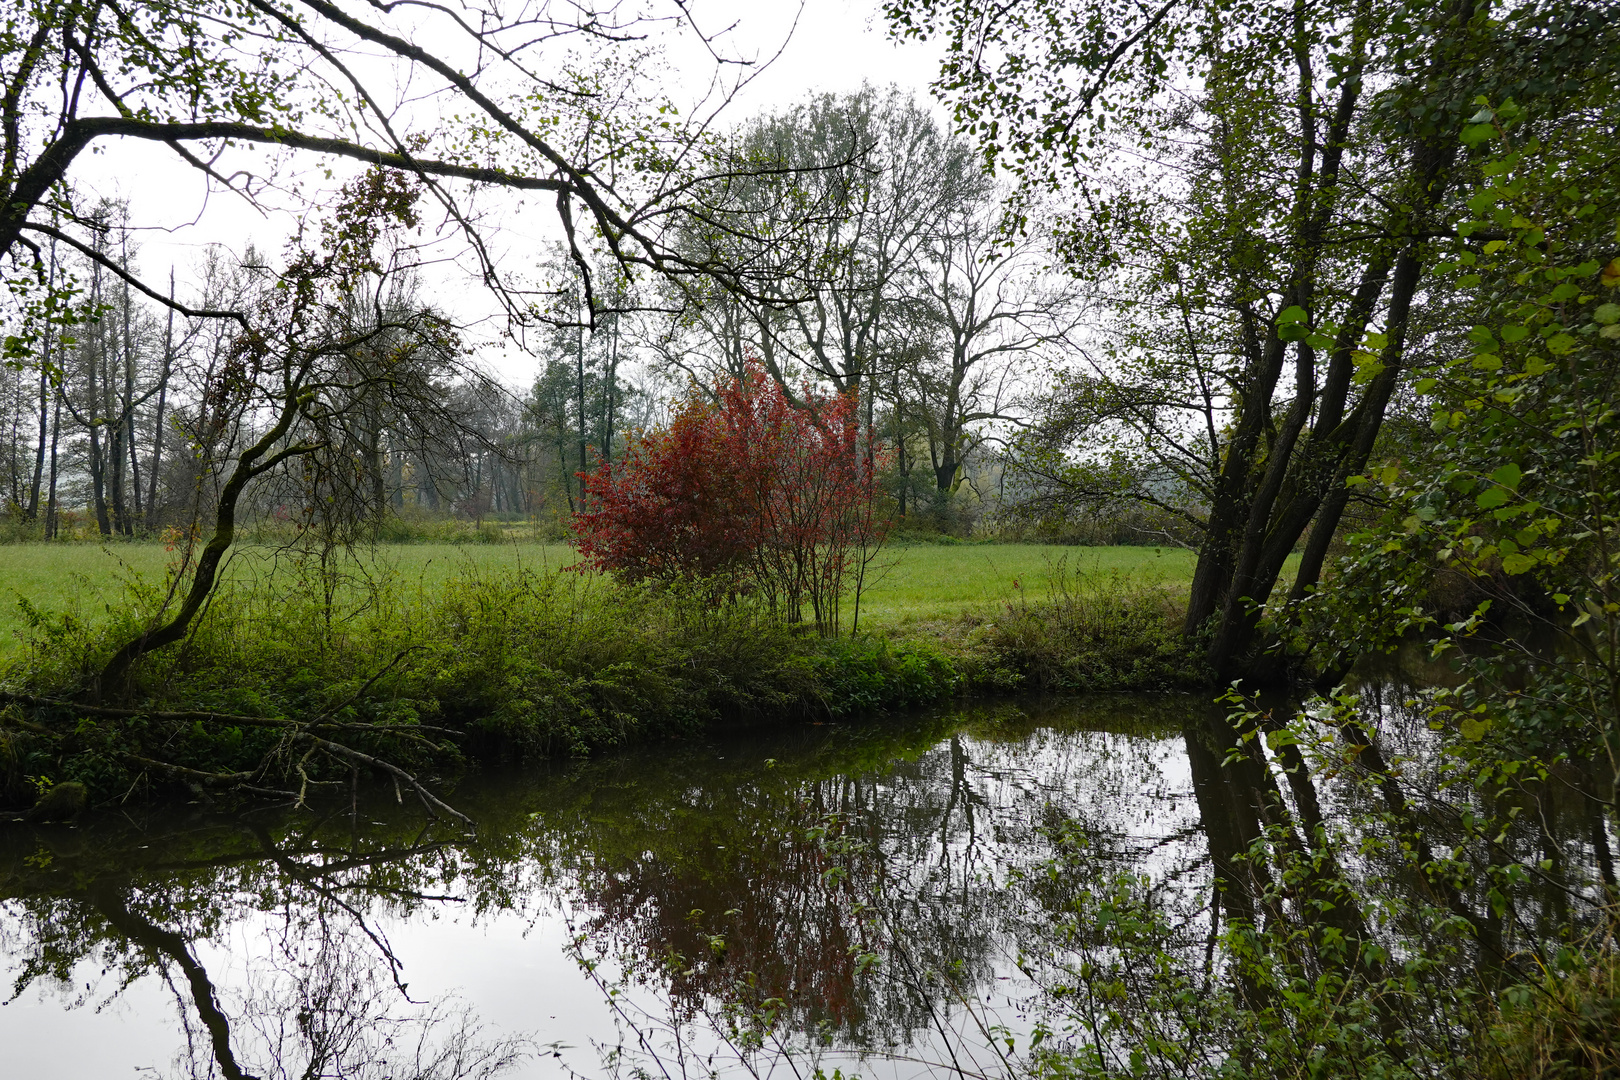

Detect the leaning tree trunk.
[{"left": 99, "top": 395, "right": 312, "bottom": 693}]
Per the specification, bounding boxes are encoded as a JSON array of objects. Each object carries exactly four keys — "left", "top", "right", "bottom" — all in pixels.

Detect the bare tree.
[{"left": 911, "top": 194, "right": 1086, "bottom": 496}]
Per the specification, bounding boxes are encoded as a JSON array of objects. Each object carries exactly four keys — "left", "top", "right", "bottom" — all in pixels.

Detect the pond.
[{"left": 1, "top": 691, "right": 1611, "bottom": 1079}]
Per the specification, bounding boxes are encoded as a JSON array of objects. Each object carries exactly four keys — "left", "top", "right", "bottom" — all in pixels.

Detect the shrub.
[
  {"left": 573, "top": 364, "right": 889, "bottom": 635},
  {"left": 1484, "top": 934, "right": 1620, "bottom": 1080},
  {"left": 0, "top": 555, "right": 974, "bottom": 806}
]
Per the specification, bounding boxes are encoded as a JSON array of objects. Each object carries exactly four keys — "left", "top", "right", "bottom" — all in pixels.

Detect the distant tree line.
[
  {"left": 0, "top": 201, "right": 632, "bottom": 539},
  {"left": 3, "top": 86, "right": 1097, "bottom": 542}
]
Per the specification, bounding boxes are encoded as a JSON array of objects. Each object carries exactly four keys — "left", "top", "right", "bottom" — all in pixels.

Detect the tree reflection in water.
[
  {"left": 0, "top": 692, "right": 1612, "bottom": 1079},
  {"left": 2, "top": 815, "right": 530, "bottom": 1079}
]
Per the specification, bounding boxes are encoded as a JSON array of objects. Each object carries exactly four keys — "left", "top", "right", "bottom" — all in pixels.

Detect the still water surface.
[{"left": 0, "top": 691, "right": 1607, "bottom": 1079}]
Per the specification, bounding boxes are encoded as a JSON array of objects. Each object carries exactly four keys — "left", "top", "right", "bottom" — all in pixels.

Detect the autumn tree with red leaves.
[{"left": 572, "top": 366, "right": 889, "bottom": 635}]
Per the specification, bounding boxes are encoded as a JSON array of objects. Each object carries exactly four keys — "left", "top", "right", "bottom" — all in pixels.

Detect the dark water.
[{"left": 0, "top": 692, "right": 1610, "bottom": 1079}]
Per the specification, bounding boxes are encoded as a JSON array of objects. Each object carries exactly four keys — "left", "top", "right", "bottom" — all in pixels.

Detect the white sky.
[{"left": 64, "top": 1, "right": 948, "bottom": 385}]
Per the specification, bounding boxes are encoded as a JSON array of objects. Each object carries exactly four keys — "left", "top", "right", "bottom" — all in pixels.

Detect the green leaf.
[
  {"left": 1460, "top": 716, "right": 1489, "bottom": 742},
  {"left": 1488, "top": 463, "right": 1522, "bottom": 490},
  {"left": 1476, "top": 487, "right": 1510, "bottom": 509},
  {"left": 1501, "top": 552, "right": 1535, "bottom": 575},
  {"left": 1594, "top": 303, "right": 1620, "bottom": 326},
  {"left": 1264, "top": 728, "right": 1297, "bottom": 751}
]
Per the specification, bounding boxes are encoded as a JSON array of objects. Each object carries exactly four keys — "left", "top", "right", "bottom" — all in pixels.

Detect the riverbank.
[{"left": 0, "top": 552, "right": 1205, "bottom": 811}]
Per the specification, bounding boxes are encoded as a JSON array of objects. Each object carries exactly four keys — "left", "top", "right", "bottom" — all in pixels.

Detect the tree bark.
[
  {"left": 44, "top": 382, "right": 60, "bottom": 537},
  {"left": 1186, "top": 1, "right": 1470, "bottom": 680}
]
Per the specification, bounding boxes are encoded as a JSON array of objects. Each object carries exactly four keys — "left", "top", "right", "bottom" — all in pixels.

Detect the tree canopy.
[{"left": 0, "top": 0, "right": 836, "bottom": 332}]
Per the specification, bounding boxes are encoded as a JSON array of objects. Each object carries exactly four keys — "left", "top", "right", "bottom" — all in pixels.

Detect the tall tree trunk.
[
  {"left": 107, "top": 419, "right": 128, "bottom": 535},
  {"left": 44, "top": 384, "right": 60, "bottom": 537},
  {"left": 25, "top": 235, "right": 57, "bottom": 518},
  {"left": 84, "top": 272, "right": 113, "bottom": 537},
  {"left": 603, "top": 315, "right": 618, "bottom": 465},
  {"left": 6, "top": 364, "right": 20, "bottom": 507},
  {"left": 575, "top": 320, "right": 586, "bottom": 503},
  {"left": 146, "top": 270, "right": 174, "bottom": 525},
  {"left": 120, "top": 231, "right": 139, "bottom": 534},
  {"left": 26, "top": 343, "right": 48, "bottom": 519},
  {"left": 891, "top": 366, "right": 909, "bottom": 518},
  {"left": 127, "top": 411, "right": 143, "bottom": 527},
  {"left": 1184, "top": 2, "right": 1472, "bottom": 681},
  {"left": 369, "top": 424, "right": 386, "bottom": 525},
  {"left": 390, "top": 448, "right": 404, "bottom": 510}
]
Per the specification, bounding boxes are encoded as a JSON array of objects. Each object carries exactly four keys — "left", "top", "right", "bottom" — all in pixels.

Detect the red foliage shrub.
[{"left": 571, "top": 365, "right": 889, "bottom": 634}]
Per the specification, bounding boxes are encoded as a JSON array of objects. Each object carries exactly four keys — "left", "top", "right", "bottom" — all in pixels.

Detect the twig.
[
  {"left": 0, "top": 692, "right": 460, "bottom": 735},
  {"left": 295, "top": 732, "right": 474, "bottom": 830}
]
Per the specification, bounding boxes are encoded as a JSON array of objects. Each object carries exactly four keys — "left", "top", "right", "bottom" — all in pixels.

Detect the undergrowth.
[
  {"left": 0, "top": 555, "right": 1196, "bottom": 808},
  {"left": 979, "top": 565, "right": 1204, "bottom": 692}
]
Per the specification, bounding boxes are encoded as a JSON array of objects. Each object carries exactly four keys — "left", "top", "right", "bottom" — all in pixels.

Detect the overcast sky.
[{"left": 63, "top": 1, "right": 947, "bottom": 382}]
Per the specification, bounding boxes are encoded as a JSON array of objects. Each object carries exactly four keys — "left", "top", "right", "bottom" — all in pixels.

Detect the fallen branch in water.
[
  {"left": 1, "top": 692, "right": 473, "bottom": 828},
  {"left": 295, "top": 732, "right": 474, "bottom": 829},
  {"left": 0, "top": 691, "right": 461, "bottom": 737}
]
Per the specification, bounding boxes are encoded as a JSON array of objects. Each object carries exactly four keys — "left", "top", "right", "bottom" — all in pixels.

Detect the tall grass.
[
  {"left": 1483, "top": 927, "right": 1620, "bottom": 1079},
  {"left": 989, "top": 563, "right": 1205, "bottom": 691},
  {"left": 0, "top": 555, "right": 969, "bottom": 805},
  {"left": 1, "top": 546, "right": 1208, "bottom": 808},
  {"left": 1, "top": 541, "right": 1201, "bottom": 658}
]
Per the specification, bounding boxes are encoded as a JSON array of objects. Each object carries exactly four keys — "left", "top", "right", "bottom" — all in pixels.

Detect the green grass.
[
  {"left": 0, "top": 539, "right": 1204, "bottom": 658},
  {"left": 0, "top": 542, "right": 569, "bottom": 658},
  {"left": 854, "top": 543, "right": 1198, "bottom": 628}
]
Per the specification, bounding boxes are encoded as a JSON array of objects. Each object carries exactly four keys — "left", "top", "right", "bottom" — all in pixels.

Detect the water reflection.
[{"left": 0, "top": 693, "right": 1611, "bottom": 1079}]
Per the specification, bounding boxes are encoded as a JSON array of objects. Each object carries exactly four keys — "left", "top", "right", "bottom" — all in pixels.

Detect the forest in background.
[{"left": 0, "top": 86, "right": 1097, "bottom": 548}]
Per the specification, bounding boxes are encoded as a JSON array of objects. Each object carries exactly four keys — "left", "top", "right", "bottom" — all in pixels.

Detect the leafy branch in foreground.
[
  {"left": 1313, "top": 96, "right": 1620, "bottom": 784},
  {"left": 894, "top": 0, "right": 1619, "bottom": 681}
]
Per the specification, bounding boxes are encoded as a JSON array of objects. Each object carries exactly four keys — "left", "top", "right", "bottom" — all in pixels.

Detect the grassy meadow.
[{"left": 0, "top": 539, "right": 1203, "bottom": 658}]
